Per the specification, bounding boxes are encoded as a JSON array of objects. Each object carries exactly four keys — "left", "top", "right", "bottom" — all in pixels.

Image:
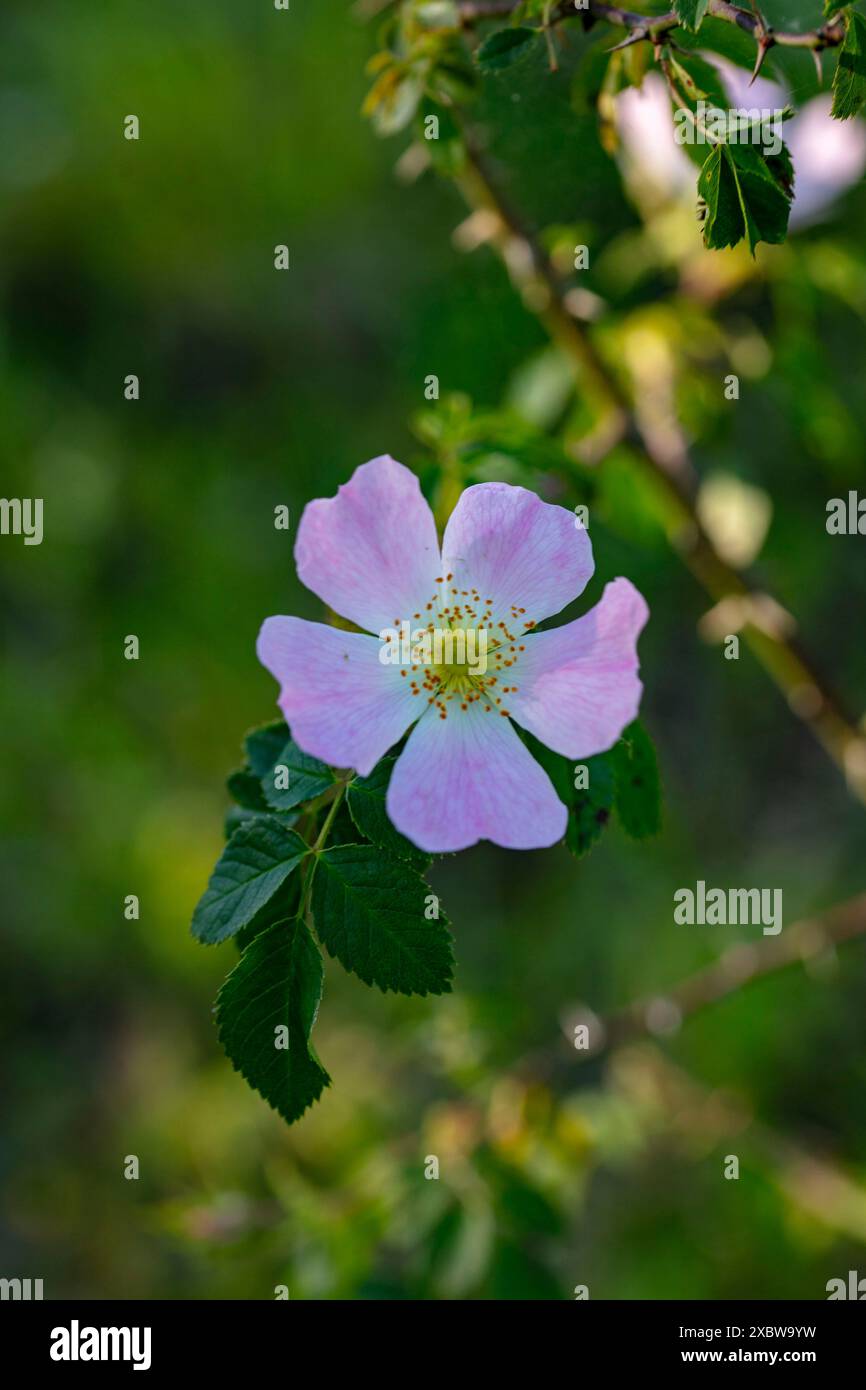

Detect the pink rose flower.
[{"left": 258, "top": 455, "right": 648, "bottom": 853}]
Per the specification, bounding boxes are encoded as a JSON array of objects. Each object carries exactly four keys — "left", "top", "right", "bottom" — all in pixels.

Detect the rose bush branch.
[
  {"left": 578, "top": 891, "right": 866, "bottom": 1056},
  {"left": 457, "top": 0, "right": 847, "bottom": 53},
  {"left": 449, "top": 128, "right": 866, "bottom": 808}
]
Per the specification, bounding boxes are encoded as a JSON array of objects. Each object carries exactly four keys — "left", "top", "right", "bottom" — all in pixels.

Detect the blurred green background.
[{"left": 2, "top": 0, "right": 866, "bottom": 1299}]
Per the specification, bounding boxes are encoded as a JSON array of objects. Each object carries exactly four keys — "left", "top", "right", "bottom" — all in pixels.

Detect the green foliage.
[
  {"left": 225, "top": 767, "right": 269, "bottom": 812},
  {"left": 311, "top": 844, "right": 455, "bottom": 996},
  {"left": 415, "top": 101, "right": 466, "bottom": 175},
  {"left": 347, "top": 757, "right": 431, "bottom": 868},
  {"left": 475, "top": 27, "right": 540, "bottom": 73},
  {"left": 697, "top": 141, "right": 793, "bottom": 255},
  {"left": 263, "top": 738, "right": 333, "bottom": 812},
  {"left": 665, "top": 51, "right": 729, "bottom": 110},
  {"left": 567, "top": 755, "right": 617, "bottom": 859},
  {"left": 831, "top": 11, "right": 866, "bottom": 119},
  {"left": 240, "top": 719, "right": 332, "bottom": 811},
  {"left": 521, "top": 732, "right": 616, "bottom": 858},
  {"left": 235, "top": 879, "right": 301, "bottom": 953},
  {"left": 196, "top": 728, "right": 455, "bottom": 1120},
  {"left": 673, "top": 0, "right": 710, "bottom": 33},
  {"left": 216, "top": 918, "right": 330, "bottom": 1125},
  {"left": 13, "top": 0, "right": 866, "bottom": 1305},
  {"left": 612, "top": 721, "right": 662, "bottom": 839},
  {"left": 191, "top": 817, "right": 308, "bottom": 945},
  {"left": 245, "top": 721, "right": 291, "bottom": 780},
  {"left": 364, "top": 61, "right": 424, "bottom": 135}
]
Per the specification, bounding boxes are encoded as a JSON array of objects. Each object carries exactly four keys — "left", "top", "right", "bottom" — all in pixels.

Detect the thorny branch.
[
  {"left": 451, "top": 131, "right": 866, "bottom": 809},
  {"left": 457, "top": 0, "right": 847, "bottom": 54}
]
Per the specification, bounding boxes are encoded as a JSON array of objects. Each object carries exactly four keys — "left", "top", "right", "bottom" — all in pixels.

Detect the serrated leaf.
[
  {"left": 674, "top": 0, "right": 709, "bottom": 32},
  {"left": 612, "top": 720, "right": 662, "bottom": 839},
  {"left": 566, "top": 754, "right": 616, "bottom": 859},
  {"left": 347, "top": 758, "right": 431, "bottom": 867},
  {"left": 832, "top": 12, "right": 866, "bottom": 120},
  {"left": 191, "top": 817, "right": 309, "bottom": 945},
  {"left": 224, "top": 803, "right": 298, "bottom": 841},
  {"left": 698, "top": 141, "right": 792, "bottom": 255},
  {"left": 311, "top": 845, "right": 454, "bottom": 996},
  {"left": 243, "top": 720, "right": 332, "bottom": 811},
  {"left": 235, "top": 878, "right": 301, "bottom": 953},
  {"left": 263, "top": 737, "right": 333, "bottom": 811},
  {"left": 216, "top": 918, "right": 330, "bottom": 1125},
  {"left": 476, "top": 26, "right": 539, "bottom": 73}
]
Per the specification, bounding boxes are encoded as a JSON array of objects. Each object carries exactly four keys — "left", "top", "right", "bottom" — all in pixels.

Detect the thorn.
[
  {"left": 811, "top": 47, "right": 823, "bottom": 85},
  {"left": 608, "top": 30, "right": 647, "bottom": 52},
  {"left": 749, "top": 34, "right": 773, "bottom": 86}
]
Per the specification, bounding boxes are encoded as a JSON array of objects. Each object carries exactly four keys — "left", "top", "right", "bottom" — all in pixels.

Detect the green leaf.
[
  {"left": 832, "top": 12, "right": 866, "bottom": 120},
  {"left": 311, "top": 845, "right": 454, "bottom": 996},
  {"left": 226, "top": 767, "right": 269, "bottom": 811},
  {"left": 224, "top": 803, "right": 299, "bottom": 840},
  {"left": 475, "top": 26, "right": 539, "bottom": 73},
  {"left": 346, "top": 757, "right": 431, "bottom": 868},
  {"left": 673, "top": 0, "right": 709, "bottom": 33},
  {"left": 191, "top": 817, "right": 308, "bottom": 945},
  {"left": 666, "top": 52, "right": 729, "bottom": 110},
  {"left": 698, "top": 141, "right": 792, "bottom": 255},
  {"left": 262, "top": 737, "right": 333, "bottom": 812},
  {"left": 612, "top": 721, "right": 662, "bottom": 839},
  {"left": 698, "top": 143, "right": 742, "bottom": 250},
  {"left": 235, "top": 878, "right": 301, "bottom": 953},
  {"left": 518, "top": 731, "right": 614, "bottom": 859},
  {"left": 566, "top": 754, "right": 616, "bottom": 859},
  {"left": 244, "top": 721, "right": 289, "bottom": 778},
  {"left": 243, "top": 720, "right": 332, "bottom": 811},
  {"left": 216, "top": 918, "right": 330, "bottom": 1125},
  {"left": 517, "top": 730, "right": 573, "bottom": 807}
]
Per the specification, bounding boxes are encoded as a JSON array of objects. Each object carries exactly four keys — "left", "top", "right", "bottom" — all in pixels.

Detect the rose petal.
[
  {"left": 257, "top": 615, "right": 421, "bottom": 776},
  {"left": 441, "top": 482, "right": 593, "bottom": 631},
  {"left": 507, "top": 578, "right": 648, "bottom": 759},
  {"left": 387, "top": 700, "right": 567, "bottom": 852},
  {"left": 294, "top": 455, "right": 442, "bottom": 634}
]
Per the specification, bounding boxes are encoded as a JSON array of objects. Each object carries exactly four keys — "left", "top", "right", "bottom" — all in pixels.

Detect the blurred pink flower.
[
  {"left": 616, "top": 66, "right": 866, "bottom": 229},
  {"left": 258, "top": 456, "right": 648, "bottom": 852}
]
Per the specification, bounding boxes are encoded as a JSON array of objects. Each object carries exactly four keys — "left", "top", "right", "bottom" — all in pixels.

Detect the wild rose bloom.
[{"left": 258, "top": 455, "right": 648, "bottom": 853}]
